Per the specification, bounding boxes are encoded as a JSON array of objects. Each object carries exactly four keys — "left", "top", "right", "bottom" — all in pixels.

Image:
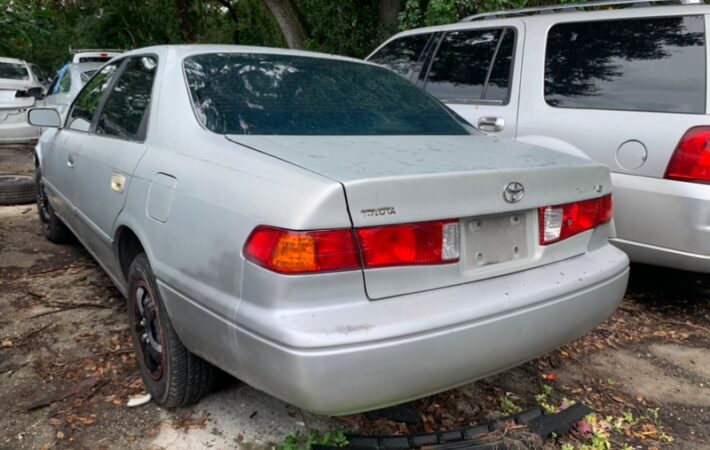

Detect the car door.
[
  {"left": 41, "top": 62, "right": 120, "bottom": 232},
  {"left": 417, "top": 21, "right": 524, "bottom": 138},
  {"left": 72, "top": 55, "right": 158, "bottom": 269}
]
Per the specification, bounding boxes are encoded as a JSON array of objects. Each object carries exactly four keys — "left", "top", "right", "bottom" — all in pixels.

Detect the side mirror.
[
  {"left": 28, "top": 108, "right": 62, "bottom": 128},
  {"left": 27, "top": 87, "right": 44, "bottom": 100}
]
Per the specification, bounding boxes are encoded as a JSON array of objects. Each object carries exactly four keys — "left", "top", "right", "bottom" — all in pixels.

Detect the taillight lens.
[
  {"left": 538, "top": 195, "right": 612, "bottom": 245},
  {"left": 244, "top": 226, "right": 360, "bottom": 274},
  {"left": 357, "top": 220, "right": 459, "bottom": 268},
  {"left": 665, "top": 126, "right": 710, "bottom": 183},
  {"left": 244, "top": 220, "right": 460, "bottom": 274}
]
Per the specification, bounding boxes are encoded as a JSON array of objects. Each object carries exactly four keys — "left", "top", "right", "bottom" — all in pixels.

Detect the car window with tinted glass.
[
  {"left": 424, "top": 28, "right": 514, "bottom": 104},
  {"left": 368, "top": 33, "right": 432, "bottom": 79},
  {"left": 67, "top": 63, "right": 119, "bottom": 131},
  {"left": 95, "top": 56, "right": 157, "bottom": 141},
  {"left": 545, "top": 16, "right": 706, "bottom": 113},
  {"left": 184, "top": 53, "right": 469, "bottom": 136}
]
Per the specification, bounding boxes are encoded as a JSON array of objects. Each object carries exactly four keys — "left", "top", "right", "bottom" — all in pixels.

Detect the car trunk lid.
[{"left": 227, "top": 134, "right": 611, "bottom": 298}]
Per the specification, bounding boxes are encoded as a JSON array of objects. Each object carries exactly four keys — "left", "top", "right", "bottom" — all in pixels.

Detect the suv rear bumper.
[
  {"left": 611, "top": 173, "right": 710, "bottom": 272},
  {"left": 229, "top": 244, "right": 628, "bottom": 415}
]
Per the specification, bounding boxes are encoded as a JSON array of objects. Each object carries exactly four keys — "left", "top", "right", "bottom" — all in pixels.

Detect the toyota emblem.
[{"left": 503, "top": 182, "right": 525, "bottom": 203}]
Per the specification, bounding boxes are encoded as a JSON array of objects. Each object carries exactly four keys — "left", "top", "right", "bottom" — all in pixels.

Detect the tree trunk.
[
  {"left": 378, "top": 0, "right": 402, "bottom": 36},
  {"left": 175, "top": 0, "right": 197, "bottom": 42},
  {"left": 261, "top": 0, "right": 309, "bottom": 49}
]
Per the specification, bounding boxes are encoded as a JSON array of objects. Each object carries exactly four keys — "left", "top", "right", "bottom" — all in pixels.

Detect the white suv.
[{"left": 368, "top": 0, "right": 710, "bottom": 273}]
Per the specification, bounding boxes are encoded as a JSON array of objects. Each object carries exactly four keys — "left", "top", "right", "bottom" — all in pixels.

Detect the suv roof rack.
[{"left": 459, "top": 0, "right": 704, "bottom": 22}]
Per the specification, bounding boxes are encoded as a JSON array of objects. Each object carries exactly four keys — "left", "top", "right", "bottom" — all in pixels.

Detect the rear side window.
[
  {"left": 545, "top": 16, "right": 706, "bottom": 114},
  {"left": 368, "top": 33, "right": 432, "bottom": 79},
  {"left": 424, "top": 28, "right": 516, "bottom": 104},
  {"left": 68, "top": 63, "right": 119, "bottom": 131},
  {"left": 96, "top": 56, "right": 157, "bottom": 141}
]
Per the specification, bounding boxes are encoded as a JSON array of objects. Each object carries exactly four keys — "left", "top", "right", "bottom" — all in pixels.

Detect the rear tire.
[
  {"left": 35, "top": 168, "right": 70, "bottom": 243},
  {"left": 127, "top": 253, "right": 215, "bottom": 407}
]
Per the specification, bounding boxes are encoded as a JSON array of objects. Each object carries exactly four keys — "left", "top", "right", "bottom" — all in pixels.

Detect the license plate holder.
[{"left": 464, "top": 212, "right": 529, "bottom": 267}]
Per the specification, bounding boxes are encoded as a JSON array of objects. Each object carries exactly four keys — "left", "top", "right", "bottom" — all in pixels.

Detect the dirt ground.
[{"left": 1, "top": 144, "right": 709, "bottom": 450}]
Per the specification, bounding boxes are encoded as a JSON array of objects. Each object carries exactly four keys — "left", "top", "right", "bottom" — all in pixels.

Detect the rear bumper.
[
  {"left": 0, "top": 109, "right": 39, "bottom": 143},
  {"left": 231, "top": 244, "right": 628, "bottom": 415},
  {"left": 611, "top": 173, "right": 710, "bottom": 272}
]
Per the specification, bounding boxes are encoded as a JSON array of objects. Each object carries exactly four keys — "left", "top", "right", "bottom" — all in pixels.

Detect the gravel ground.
[{"left": 1, "top": 144, "right": 709, "bottom": 450}]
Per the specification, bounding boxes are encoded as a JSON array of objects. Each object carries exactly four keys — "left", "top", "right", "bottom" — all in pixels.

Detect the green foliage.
[
  {"left": 499, "top": 396, "right": 523, "bottom": 415},
  {"left": 277, "top": 430, "right": 348, "bottom": 450},
  {"left": 298, "top": 0, "right": 381, "bottom": 57}
]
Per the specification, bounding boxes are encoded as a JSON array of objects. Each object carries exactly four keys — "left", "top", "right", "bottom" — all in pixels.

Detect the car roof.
[
  {"left": 119, "top": 44, "right": 379, "bottom": 68},
  {"left": 0, "top": 57, "right": 28, "bottom": 65},
  {"left": 384, "top": 3, "right": 710, "bottom": 39}
]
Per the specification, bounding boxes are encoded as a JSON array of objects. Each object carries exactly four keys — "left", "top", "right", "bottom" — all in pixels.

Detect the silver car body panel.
[
  {"left": 36, "top": 45, "right": 628, "bottom": 414},
  {"left": 368, "top": 4, "right": 710, "bottom": 272}
]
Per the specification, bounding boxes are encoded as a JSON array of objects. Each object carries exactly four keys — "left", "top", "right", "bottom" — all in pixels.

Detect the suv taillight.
[
  {"left": 244, "top": 220, "right": 460, "bottom": 274},
  {"left": 665, "top": 126, "right": 710, "bottom": 183},
  {"left": 538, "top": 195, "right": 612, "bottom": 245}
]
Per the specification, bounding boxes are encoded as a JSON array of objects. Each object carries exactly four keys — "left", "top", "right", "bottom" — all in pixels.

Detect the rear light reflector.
[
  {"left": 538, "top": 195, "right": 612, "bottom": 245},
  {"left": 244, "top": 220, "right": 460, "bottom": 274},
  {"left": 357, "top": 220, "right": 459, "bottom": 268},
  {"left": 244, "top": 226, "right": 359, "bottom": 274},
  {"left": 665, "top": 126, "right": 710, "bottom": 183}
]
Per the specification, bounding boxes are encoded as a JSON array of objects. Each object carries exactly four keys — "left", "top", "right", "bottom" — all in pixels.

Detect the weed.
[
  {"left": 499, "top": 396, "right": 522, "bottom": 415},
  {"left": 277, "top": 430, "right": 348, "bottom": 450}
]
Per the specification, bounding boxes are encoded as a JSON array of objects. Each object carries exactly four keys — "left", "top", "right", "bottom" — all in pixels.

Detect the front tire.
[
  {"left": 127, "top": 253, "right": 215, "bottom": 407},
  {"left": 35, "top": 168, "right": 70, "bottom": 243}
]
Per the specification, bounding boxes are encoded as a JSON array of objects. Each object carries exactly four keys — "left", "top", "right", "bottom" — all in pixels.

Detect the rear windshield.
[
  {"left": 183, "top": 53, "right": 469, "bottom": 135},
  {"left": 0, "top": 62, "right": 29, "bottom": 80},
  {"left": 81, "top": 69, "right": 97, "bottom": 83}
]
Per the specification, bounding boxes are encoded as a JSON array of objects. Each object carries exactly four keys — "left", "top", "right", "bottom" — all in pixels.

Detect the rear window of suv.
[{"left": 545, "top": 15, "right": 706, "bottom": 114}]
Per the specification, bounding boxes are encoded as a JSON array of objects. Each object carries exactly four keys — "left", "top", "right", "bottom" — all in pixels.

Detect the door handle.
[
  {"left": 66, "top": 155, "right": 75, "bottom": 169},
  {"left": 477, "top": 116, "right": 505, "bottom": 132}
]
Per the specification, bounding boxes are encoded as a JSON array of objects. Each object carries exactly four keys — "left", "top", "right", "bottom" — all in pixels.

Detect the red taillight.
[
  {"left": 665, "top": 126, "right": 710, "bottom": 183},
  {"left": 357, "top": 220, "right": 459, "bottom": 268},
  {"left": 538, "top": 195, "right": 612, "bottom": 245},
  {"left": 244, "top": 220, "right": 460, "bottom": 274},
  {"left": 244, "top": 226, "right": 360, "bottom": 274}
]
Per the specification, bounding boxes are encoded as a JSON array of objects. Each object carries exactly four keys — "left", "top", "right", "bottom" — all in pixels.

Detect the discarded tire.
[{"left": 0, "top": 175, "right": 36, "bottom": 205}]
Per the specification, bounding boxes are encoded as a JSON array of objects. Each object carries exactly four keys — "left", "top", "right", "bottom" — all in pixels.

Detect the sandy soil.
[{"left": 1, "top": 144, "right": 709, "bottom": 450}]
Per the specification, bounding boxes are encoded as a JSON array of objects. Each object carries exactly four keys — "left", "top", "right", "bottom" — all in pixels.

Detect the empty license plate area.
[{"left": 462, "top": 212, "right": 531, "bottom": 269}]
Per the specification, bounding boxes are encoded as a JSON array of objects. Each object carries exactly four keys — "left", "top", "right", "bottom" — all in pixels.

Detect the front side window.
[
  {"left": 68, "top": 63, "right": 119, "bottom": 131},
  {"left": 368, "top": 33, "right": 432, "bottom": 79},
  {"left": 545, "top": 16, "right": 706, "bottom": 113},
  {"left": 96, "top": 56, "right": 157, "bottom": 141},
  {"left": 424, "top": 28, "right": 515, "bottom": 104},
  {"left": 0, "top": 62, "right": 29, "bottom": 80},
  {"left": 184, "top": 53, "right": 469, "bottom": 136}
]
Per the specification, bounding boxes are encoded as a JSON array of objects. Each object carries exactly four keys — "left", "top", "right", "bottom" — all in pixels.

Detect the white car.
[{"left": 0, "top": 57, "right": 44, "bottom": 144}]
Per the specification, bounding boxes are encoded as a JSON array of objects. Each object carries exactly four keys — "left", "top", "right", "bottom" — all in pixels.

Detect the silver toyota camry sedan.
[{"left": 28, "top": 45, "right": 629, "bottom": 415}]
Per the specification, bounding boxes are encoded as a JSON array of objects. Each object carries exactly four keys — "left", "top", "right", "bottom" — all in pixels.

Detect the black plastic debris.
[{"left": 314, "top": 404, "right": 593, "bottom": 450}]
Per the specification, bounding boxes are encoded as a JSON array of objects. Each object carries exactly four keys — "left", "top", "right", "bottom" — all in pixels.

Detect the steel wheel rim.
[{"left": 133, "top": 280, "right": 164, "bottom": 380}]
